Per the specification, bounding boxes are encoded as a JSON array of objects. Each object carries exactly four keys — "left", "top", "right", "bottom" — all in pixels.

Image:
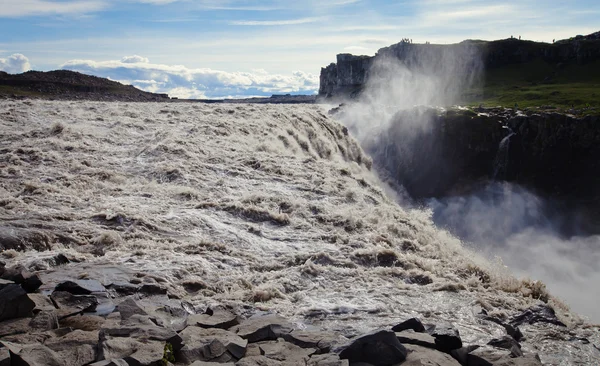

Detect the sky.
[{"left": 0, "top": 0, "right": 598, "bottom": 98}]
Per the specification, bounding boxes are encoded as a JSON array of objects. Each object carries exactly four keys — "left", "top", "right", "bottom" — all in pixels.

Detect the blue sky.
[{"left": 0, "top": 0, "right": 598, "bottom": 98}]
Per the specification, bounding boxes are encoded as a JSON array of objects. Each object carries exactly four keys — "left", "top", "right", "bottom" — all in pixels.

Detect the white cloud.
[
  {"left": 60, "top": 56, "right": 319, "bottom": 99},
  {"left": 230, "top": 17, "right": 324, "bottom": 26},
  {"left": 0, "top": 0, "right": 107, "bottom": 17},
  {"left": 0, "top": 54, "right": 31, "bottom": 74},
  {"left": 121, "top": 55, "right": 150, "bottom": 63}
]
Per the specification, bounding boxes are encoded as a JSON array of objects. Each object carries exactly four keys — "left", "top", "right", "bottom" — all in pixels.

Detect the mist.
[{"left": 332, "top": 42, "right": 600, "bottom": 323}]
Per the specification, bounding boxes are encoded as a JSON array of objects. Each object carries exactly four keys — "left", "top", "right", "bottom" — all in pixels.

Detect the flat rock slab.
[
  {"left": 99, "top": 337, "right": 164, "bottom": 366},
  {"left": 230, "top": 315, "right": 293, "bottom": 343},
  {"left": 50, "top": 291, "right": 98, "bottom": 318},
  {"left": 488, "top": 336, "right": 522, "bottom": 357},
  {"left": 55, "top": 280, "right": 106, "bottom": 295},
  {"left": 509, "top": 305, "right": 565, "bottom": 328},
  {"left": 339, "top": 330, "right": 407, "bottom": 366},
  {"left": 0, "top": 284, "right": 35, "bottom": 321},
  {"left": 0, "top": 318, "right": 32, "bottom": 338},
  {"left": 258, "top": 339, "right": 316, "bottom": 362},
  {"left": 28, "top": 293, "right": 57, "bottom": 312},
  {"left": 101, "top": 323, "right": 182, "bottom": 351},
  {"left": 1, "top": 341, "right": 64, "bottom": 366},
  {"left": 392, "top": 318, "right": 426, "bottom": 333},
  {"left": 396, "top": 331, "right": 437, "bottom": 349},
  {"left": 403, "top": 344, "right": 461, "bottom": 366},
  {"left": 106, "top": 282, "right": 139, "bottom": 296},
  {"left": 190, "top": 309, "right": 239, "bottom": 329},
  {"left": 177, "top": 326, "right": 248, "bottom": 363},
  {"left": 283, "top": 330, "right": 346, "bottom": 353},
  {"left": 236, "top": 355, "right": 284, "bottom": 366},
  {"left": 60, "top": 314, "right": 106, "bottom": 331},
  {"left": 45, "top": 330, "right": 99, "bottom": 366},
  {"left": 114, "top": 298, "right": 147, "bottom": 321}
]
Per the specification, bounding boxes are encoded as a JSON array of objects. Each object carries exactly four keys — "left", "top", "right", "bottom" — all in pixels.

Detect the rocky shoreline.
[{"left": 0, "top": 257, "right": 562, "bottom": 365}]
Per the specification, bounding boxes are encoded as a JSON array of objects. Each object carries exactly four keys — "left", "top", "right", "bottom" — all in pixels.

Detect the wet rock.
[
  {"left": 29, "top": 310, "right": 59, "bottom": 331},
  {"left": 450, "top": 345, "right": 480, "bottom": 365},
  {"left": 428, "top": 325, "right": 463, "bottom": 353},
  {"left": 114, "top": 297, "right": 147, "bottom": 320},
  {"left": 307, "top": 353, "right": 349, "bottom": 366},
  {"left": 106, "top": 282, "right": 139, "bottom": 296},
  {"left": 230, "top": 314, "right": 293, "bottom": 343},
  {"left": 339, "top": 330, "right": 407, "bottom": 365},
  {"left": 396, "top": 330, "right": 437, "bottom": 349},
  {"left": 1, "top": 267, "right": 42, "bottom": 293},
  {"left": 59, "top": 314, "right": 105, "bottom": 331},
  {"left": 392, "top": 318, "right": 426, "bottom": 333},
  {"left": 55, "top": 280, "right": 105, "bottom": 295},
  {"left": 0, "top": 279, "right": 13, "bottom": 291},
  {"left": 0, "top": 284, "right": 35, "bottom": 321},
  {"left": 28, "top": 293, "right": 57, "bottom": 312},
  {"left": 50, "top": 291, "right": 98, "bottom": 318},
  {"left": 0, "top": 260, "right": 4, "bottom": 277},
  {"left": 468, "top": 346, "right": 542, "bottom": 365},
  {"left": 258, "top": 338, "right": 316, "bottom": 362},
  {"left": 488, "top": 336, "right": 522, "bottom": 357},
  {"left": 478, "top": 313, "right": 523, "bottom": 342},
  {"left": 139, "top": 283, "right": 167, "bottom": 295},
  {"left": 282, "top": 330, "right": 345, "bottom": 353},
  {"left": 98, "top": 337, "right": 165, "bottom": 366},
  {"left": 45, "top": 330, "right": 99, "bottom": 366},
  {"left": 190, "top": 308, "right": 240, "bottom": 330},
  {"left": 403, "top": 344, "right": 462, "bottom": 366},
  {"left": 509, "top": 305, "right": 566, "bottom": 327},
  {"left": 1, "top": 341, "right": 64, "bottom": 366},
  {"left": 177, "top": 326, "right": 247, "bottom": 363}
]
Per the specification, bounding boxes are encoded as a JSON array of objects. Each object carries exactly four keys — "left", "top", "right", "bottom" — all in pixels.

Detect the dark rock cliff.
[{"left": 319, "top": 31, "right": 600, "bottom": 98}]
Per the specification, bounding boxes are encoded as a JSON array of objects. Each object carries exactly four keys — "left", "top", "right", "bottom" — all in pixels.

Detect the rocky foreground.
[{"left": 0, "top": 260, "right": 562, "bottom": 365}]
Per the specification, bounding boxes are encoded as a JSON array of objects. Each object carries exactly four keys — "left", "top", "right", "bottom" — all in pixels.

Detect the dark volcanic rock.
[
  {"left": 0, "top": 284, "right": 35, "bottom": 321},
  {"left": 55, "top": 280, "right": 105, "bottom": 295},
  {"left": 509, "top": 305, "right": 566, "bottom": 328},
  {"left": 307, "top": 353, "right": 349, "bottom": 366},
  {"left": 190, "top": 308, "right": 239, "bottom": 329},
  {"left": 114, "top": 298, "right": 147, "bottom": 320},
  {"left": 44, "top": 330, "right": 99, "bottom": 366},
  {"left": 403, "top": 344, "right": 462, "bottom": 366},
  {"left": 230, "top": 314, "right": 293, "bottom": 343},
  {"left": 428, "top": 324, "right": 463, "bottom": 353},
  {"left": 450, "top": 345, "right": 480, "bottom": 365},
  {"left": 1, "top": 341, "right": 64, "bottom": 366},
  {"left": 487, "top": 336, "right": 523, "bottom": 357},
  {"left": 392, "top": 318, "right": 426, "bottom": 333},
  {"left": 50, "top": 291, "right": 98, "bottom": 318},
  {"left": 282, "top": 330, "right": 345, "bottom": 353},
  {"left": 98, "top": 337, "right": 165, "bottom": 366},
  {"left": 1, "top": 266, "right": 42, "bottom": 293},
  {"left": 467, "top": 346, "right": 542, "bottom": 366},
  {"left": 28, "top": 310, "right": 59, "bottom": 331},
  {"left": 339, "top": 330, "right": 407, "bottom": 365},
  {"left": 395, "top": 330, "right": 437, "bottom": 349},
  {"left": 258, "top": 338, "right": 316, "bottom": 362},
  {"left": 176, "top": 326, "right": 247, "bottom": 363}
]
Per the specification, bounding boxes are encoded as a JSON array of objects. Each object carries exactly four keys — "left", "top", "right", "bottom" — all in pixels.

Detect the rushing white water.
[{"left": 0, "top": 99, "right": 599, "bottom": 364}]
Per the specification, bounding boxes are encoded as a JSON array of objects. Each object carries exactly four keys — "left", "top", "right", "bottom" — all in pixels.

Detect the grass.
[{"left": 463, "top": 59, "right": 600, "bottom": 115}]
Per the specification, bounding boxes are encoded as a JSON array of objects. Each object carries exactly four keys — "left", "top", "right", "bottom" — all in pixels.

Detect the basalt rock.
[
  {"left": 0, "top": 284, "right": 35, "bottom": 321},
  {"left": 338, "top": 330, "right": 407, "bottom": 365}
]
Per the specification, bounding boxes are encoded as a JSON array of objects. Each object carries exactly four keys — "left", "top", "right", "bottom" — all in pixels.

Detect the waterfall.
[{"left": 493, "top": 126, "right": 515, "bottom": 180}]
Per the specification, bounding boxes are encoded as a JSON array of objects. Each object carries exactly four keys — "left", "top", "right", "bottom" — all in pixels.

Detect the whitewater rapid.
[{"left": 0, "top": 100, "right": 598, "bottom": 364}]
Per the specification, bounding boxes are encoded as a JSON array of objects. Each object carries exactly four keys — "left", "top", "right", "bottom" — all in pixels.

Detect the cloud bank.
[
  {"left": 0, "top": 54, "right": 31, "bottom": 74},
  {"left": 61, "top": 56, "right": 319, "bottom": 99}
]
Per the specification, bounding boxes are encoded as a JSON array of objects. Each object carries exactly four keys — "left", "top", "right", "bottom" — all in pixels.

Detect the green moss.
[{"left": 162, "top": 343, "right": 175, "bottom": 365}]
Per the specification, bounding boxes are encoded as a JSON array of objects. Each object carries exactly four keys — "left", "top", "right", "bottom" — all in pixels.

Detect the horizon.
[{"left": 0, "top": 0, "right": 598, "bottom": 98}]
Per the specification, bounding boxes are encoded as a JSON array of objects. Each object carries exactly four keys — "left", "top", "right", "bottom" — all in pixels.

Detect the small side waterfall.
[{"left": 493, "top": 126, "right": 516, "bottom": 180}]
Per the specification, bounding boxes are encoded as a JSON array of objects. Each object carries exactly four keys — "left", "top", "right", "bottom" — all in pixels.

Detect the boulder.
[
  {"left": 100, "top": 323, "right": 182, "bottom": 351},
  {"left": 450, "top": 345, "right": 480, "bottom": 365},
  {"left": 338, "top": 330, "right": 407, "bottom": 365},
  {"left": 235, "top": 356, "right": 284, "bottom": 366},
  {"left": 98, "top": 337, "right": 164, "bottom": 366},
  {"left": 403, "top": 344, "right": 462, "bottom": 366},
  {"left": 258, "top": 338, "right": 316, "bottom": 362},
  {"left": 114, "top": 298, "right": 147, "bottom": 320},
  {"left": 0, "top": 346, "right": 9, "bottom": 366},
  {"left": 176, "top": 326, "right": 247, "bottom": 363},
  {"left": 55, "top": 280, "right": 105, "bottom": 295},
  {"left": 106, "top": 282, "right": 139, "bottom": 296},
  {"left": 1, "top": 267, "right": 42, "bottom": 293},
  {"left": 1, "top": 341, "right": 64, "bottom": 366},
  {"left": 428, "top": 325, "right": 463, "bottom": 353},
  {"left": 0, "top": 318, "right": 31, "bottom": 337},
  {"left": 230, "top": 315, "right": 293, "bottom": 343},
  {"left": 50, "top": 291, "right": 98, "bottom": 318},
  {"left": 392, "top": 318, "right": 426, "bottom": 333},
  {"left": 0, "top": 279, "right": 13, "bottom": 291},
  {"left": 396, "top": 330, "right": 437, "bottom": 349},
  {"left": 44, "top": 330, "right": 99, "bottom": 366},
  {"left": 28, "top": 293, "right": 57, "bottom": 312},
  {"left": 0, "top": 284, "right": 35, "bottom": 321},
  {"left": 190, "top": 308, "right": 239, "bottom": 330},
  {"left": 139, "top": 283, "right": 167, "bottom": 296}
]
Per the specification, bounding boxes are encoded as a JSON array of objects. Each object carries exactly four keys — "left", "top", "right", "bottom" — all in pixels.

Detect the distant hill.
[
  {"left": 319, "top": 31, "right": 600, "bottom": 111},
  {"left": 0, "top": 70, "right": 170, "bottom": 101}
]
